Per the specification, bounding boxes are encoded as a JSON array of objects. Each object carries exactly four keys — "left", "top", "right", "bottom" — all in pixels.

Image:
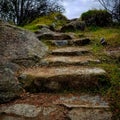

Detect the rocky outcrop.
[
  {"left": 61, "top": 20, "right": 85, "bottom": 32},
  {"left": 0, "top": 23, "right": 48, "bottom": 66},
  {"left": 0, "top": 22, "right": 48, "bottom": 103},
  {"left": 35, "top": 28, "right": 72, "bottom": 40}
]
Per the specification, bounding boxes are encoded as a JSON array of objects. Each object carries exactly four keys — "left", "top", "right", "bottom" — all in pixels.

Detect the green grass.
[
  {"left": 77, "top": 26, "right": 120, "bottom": 119},
  {"left": 99, "top": 63, "right": 120, "bottom": 120},
  {"left": 74, "top": 26, "right": 120, "bottom": 47},
  {"left": 88, "top": 27, "right": 120, "bottom": 46},
  {"left": 23, "top": 12, "right": 67, "bottom": 32}
]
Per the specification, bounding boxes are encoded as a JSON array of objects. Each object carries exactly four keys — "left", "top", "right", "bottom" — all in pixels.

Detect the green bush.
[
  {"left": 23, "top": 12, "right": 68, "bottom": 31},
  {"left": 81, "top": 9, "right": 112, "bottom": 27}
]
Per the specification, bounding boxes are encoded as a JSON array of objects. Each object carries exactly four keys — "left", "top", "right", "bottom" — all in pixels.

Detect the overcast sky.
[{"left": 60, "top": 0, "right": 103, "bottom": 19}]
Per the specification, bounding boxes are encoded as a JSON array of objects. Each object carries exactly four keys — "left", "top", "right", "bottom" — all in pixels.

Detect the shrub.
[
  {"left": 81, "top": 9, "right": 112, "bottom": 27},
  {"left": 23, "top": 12, "right": 68, "bottom": 31}
]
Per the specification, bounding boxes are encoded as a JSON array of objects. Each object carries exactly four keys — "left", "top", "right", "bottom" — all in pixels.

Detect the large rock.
[
  {"left": 0, "top": 22, "right": 48, "bottom": 66},
  {"left": 61, "top": 20, "right": 85, "bottom": 32},
  {"left": 35, "top": 28, "right": 72, "bottom": 40},
  {"left": 0, "top": 22, "right": 48, "bottom": 103}
]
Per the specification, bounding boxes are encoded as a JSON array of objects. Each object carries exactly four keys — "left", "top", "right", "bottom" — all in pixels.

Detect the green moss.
[
  {"left": 74, "top": 27, "right": 120, "bottom": 119},
  {"left": 23, "top": 25, "right": 39, "bottom": 32},
  {"left": 101, "top": 64, "right": 120, "bottom": 119},
  {"left": 22, "top": 12, "right": 67, "bottom": 31}
]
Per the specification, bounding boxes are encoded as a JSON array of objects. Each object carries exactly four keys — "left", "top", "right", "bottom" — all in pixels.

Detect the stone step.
[
  {"left": 42, "top": 55, "right": 100, "bottom": 66},
  {"left": 0, "top": 93, "right": 112, "bottom": 120},
  {"left": 50, "top": 38, "right": 90, "bottom": 46},
  {"left": 54, "top": 94, "right": 111, "bottom": 120},
  {"left": 49, "top": 39, "right": 71, "bottom": 46},
  {"left": 73, "top": 38, "right": 91, "bottom": 46},
  {"left": 19, "top": 66, "right": 109, "bottom": 92},
  {"left": 35, "top": 28, "right": 72, "bottom": 40},
  {"left": 51, "top": 46, "right": 91, "bottom": 56}
]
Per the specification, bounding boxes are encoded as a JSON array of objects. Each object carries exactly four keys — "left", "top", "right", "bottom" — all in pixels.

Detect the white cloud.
[{"left": 61, "top": 0, "right": 103, "bottom": 19}]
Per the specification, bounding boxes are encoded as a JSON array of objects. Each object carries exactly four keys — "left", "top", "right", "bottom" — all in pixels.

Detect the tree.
[
  {"left": 113, "top": 2, "right": 120, "bottom": 22},
  {"left": 0, "top": 0, "right": 64, "bottom": 25},
  {"left": 97, "top": 0, "right": 120, "bottom": 22}
]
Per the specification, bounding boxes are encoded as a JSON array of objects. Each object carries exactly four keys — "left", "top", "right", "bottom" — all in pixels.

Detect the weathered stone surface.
[
  {"left": 0, "top": 104, "right": 62, "bottom": 119},
  {"left": 42, "top": 55, "right": 100, "bottom": 66},
  {"left": 50, "top": 40, "right": 71, "bottom": 46},
  {"left": 35, "top": 28, "right": 72, "bottom": 40},
  {"left": 0, "top": 94, "right": 112, "bottom": 120},
  {"left": 61, "top": 20, "right": 85, "bottom": 32},
  {"left": 0, "top": 23, "right": 48, "bottom": 66},
  {"left": 42, "top": 106, "right": 57, "bottom": 116},
  {"left": 44, "top": 38, "right": 90, "bottom": 47},
  {"left": 0, "top": 22, "right": 48, "bottom": 103},
  {"left": 0, "top": 67, "right": 23, "bottom": 103},
  {"left": 51, "top": 47, "right": 91, "bottom": 56},
  {"left": 0, "top": 104, "right": 42, "bottom": 117},
  {"left": 0, "top": 62, "right": 21, "bottom": 72},
  {"left": 55, "top": 95, "right": 109, "bottom": 108},
  {"left": 67, "top": 108, "right": 111, "bottom": 120},
  {"left": 20, "top": 66, "right": 108, "bottom": 92},
  {"left": 55, "top": 95, "right": 112, "bottom": 120}
]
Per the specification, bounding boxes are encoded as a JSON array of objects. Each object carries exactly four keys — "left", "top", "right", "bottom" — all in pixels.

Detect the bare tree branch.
[
  {"left": 97, "top": 0, "right": 120, "bottom": 22},
  {"left": 0, "top": 0, "right": 64, "bottom": 25}
]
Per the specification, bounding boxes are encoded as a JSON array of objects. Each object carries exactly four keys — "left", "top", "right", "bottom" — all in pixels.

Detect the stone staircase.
[{"left": 0, "top": 38, "right": 112, "bottom": 120}]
